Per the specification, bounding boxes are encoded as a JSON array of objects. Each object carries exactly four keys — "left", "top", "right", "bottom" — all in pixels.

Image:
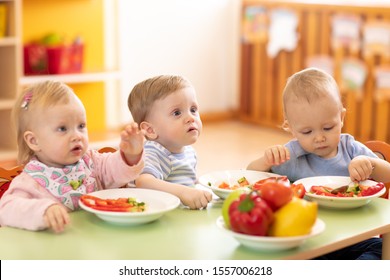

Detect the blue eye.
[{"left": 173, "top": 110, "right": 181, "bottom": 117}]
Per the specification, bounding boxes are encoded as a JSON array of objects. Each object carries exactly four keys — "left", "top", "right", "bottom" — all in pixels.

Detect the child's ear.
[
  {"left": 281, "top": 119, "right": 291, "bottom": 133},
  {"left": 140, "top": 121, "right": 157, "bottom": 140},
  {"left": 23, "top": 131, "right": 40, "bottom": 152},
  {"left": 341, "top": 107, "right": 347, "bottom": 127}
]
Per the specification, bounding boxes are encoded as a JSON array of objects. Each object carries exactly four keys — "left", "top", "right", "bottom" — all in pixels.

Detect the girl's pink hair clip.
[{"left": 21, "top": 91, "right": 33, "bottom": 109}]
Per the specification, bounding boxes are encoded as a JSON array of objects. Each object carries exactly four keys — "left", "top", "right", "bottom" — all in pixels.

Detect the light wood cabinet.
[{"left": 0, "top": 0, "right": 21, "bottom": 161}]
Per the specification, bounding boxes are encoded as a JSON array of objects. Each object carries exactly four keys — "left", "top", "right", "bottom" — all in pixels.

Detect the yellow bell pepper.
[{"left": 268, "top": 197, "right": 317, "bottom": 237}]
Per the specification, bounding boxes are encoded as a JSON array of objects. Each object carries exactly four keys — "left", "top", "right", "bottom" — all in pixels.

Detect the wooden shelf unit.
[
  {"left": 240, "top": 0, "right": 390, "bottom": 143},
  {"left": 0, "top": 0, "right": 21, "bottom": 160},
  {"left": 0, "top": 0, "right": 122, "bottom": 162}
]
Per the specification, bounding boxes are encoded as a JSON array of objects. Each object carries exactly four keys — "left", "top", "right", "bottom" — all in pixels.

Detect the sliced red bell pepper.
[
  {"left": 310, "top": 186, "right": 336, "bottom": 196},
  {"left": 335, "top": 191, "right": 354, "bottom": 197},
  {"left": 80, "top": 194, "right": 145, "bottom": 212},
  {"left": 359, "top": 182, "right": 385, "bottom": 197},
  {"left": 310, "top": 182, "right": 385, "bottom": 198},
  {"left": 290, "top": 183, "right": 306, "bottom": 198}
]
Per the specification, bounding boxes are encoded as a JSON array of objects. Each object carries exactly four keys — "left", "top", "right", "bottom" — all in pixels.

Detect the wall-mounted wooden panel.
[{"left": 240, "top": 0, "right": 390, "bottom": 143}]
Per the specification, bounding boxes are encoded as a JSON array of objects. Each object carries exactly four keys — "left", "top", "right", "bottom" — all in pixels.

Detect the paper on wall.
[{"left": 267, "top": 9, "right": 298, "bottom": 58}]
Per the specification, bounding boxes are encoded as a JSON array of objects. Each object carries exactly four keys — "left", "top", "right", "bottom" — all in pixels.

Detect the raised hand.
[{"left": 119, "top": 122, "right": 145, "bottom": 166}]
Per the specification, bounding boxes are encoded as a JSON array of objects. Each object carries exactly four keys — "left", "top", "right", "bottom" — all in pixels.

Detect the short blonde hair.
[
  {"left": 281, "top": 68, "right": 343, "bottom": 131},
  {"left": 127, "top": 75, "right": 193, "bottom": 124},
  {"left": 12, "top": 80, "right": 76, "bottom": 164},
  {"left": 283, "top": 68, "right": 343, "bottom": 116}
]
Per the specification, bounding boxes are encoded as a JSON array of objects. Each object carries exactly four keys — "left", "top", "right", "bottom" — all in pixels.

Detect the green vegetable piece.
[
  {"left": 238, "top": 177, "right": 247, "bottom": 184},
  {"left": 69, "top": 180, "right": 82, "bottom": 190}
]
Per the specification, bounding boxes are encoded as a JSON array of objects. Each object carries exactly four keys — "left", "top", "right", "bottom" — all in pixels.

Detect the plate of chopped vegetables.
[
  {"left": 79, "top": 188, "right": 180, "bottom": 225},
  {"left": 198, "top": 170, "right": 289, "bottom": 199},
  {"left": 294, "top": 176, "right": 386, "bottom": 209}
]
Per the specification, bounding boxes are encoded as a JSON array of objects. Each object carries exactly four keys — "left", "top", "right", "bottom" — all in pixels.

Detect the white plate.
[
  {"left": 295, "top": 176, "right": 386, "bottom": 209},
  {"left": 79, "top": 188, "right": 180, "bottom": 225},
  {"left": 198, "top": 170, "right": 288, "bottom": 199},
  {"left": 216, "top": 216, "right": 325, "bottom": 251}
]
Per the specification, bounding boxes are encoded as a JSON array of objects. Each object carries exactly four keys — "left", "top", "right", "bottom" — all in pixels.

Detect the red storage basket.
[{"left": 24, "top": 43, "right": 84, "bottom": 75}]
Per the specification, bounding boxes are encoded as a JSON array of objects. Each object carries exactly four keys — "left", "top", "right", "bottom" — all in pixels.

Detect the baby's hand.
[
  {"left": 349, "top": 155, "right": 374, "bottom": 182},
  {"left": 44, "top": 204, "right": 70, "bottom": 233},
  {"left": 264, "top": 145, "right": 290, "bottom": 166},
  {"left": 181, "top": 188, "right": 213, "bottom": 210},
  {"left": 119, "top": 122, "right": 145, "bottom": 165}
]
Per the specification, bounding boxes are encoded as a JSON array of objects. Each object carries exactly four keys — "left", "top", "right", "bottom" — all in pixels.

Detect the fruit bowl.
[{"left": 216, "top": 216, "right": 325, "bottom": 251}]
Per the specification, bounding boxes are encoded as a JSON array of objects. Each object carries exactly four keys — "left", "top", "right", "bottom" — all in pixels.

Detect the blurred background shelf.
[
  {"left": 0, "top": 99, "right": 15, "bottom": 109},
  {"left": 0, "top": 0, "right": 21, "bottom": 162},
  {"left": 20, "top": 71, "right": 122, "bottom": 85},
  {"left": 0, "top": 0, "right": 122, "bottom": 164},
  {"left": 240, "top": 0, "right": 390, "bottom": 143},
  {"left": 0, "top": 37, "right": 18, "bottom": 46}
]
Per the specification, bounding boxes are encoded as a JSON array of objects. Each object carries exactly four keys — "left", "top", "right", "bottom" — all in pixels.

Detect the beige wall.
[{"left": 115, "top": 0, "right": 241, "bottom": 124}]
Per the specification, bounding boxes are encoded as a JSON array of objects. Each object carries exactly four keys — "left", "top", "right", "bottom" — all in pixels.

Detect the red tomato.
[
  {"left": 290, "top": 183, "right": 306, "bottom": 198},
  {"left": 252, "top": 181, "right": 293, "bottom": 211},
  {"left": 255, "top": 176, "right": 290, "bottom": 187}
]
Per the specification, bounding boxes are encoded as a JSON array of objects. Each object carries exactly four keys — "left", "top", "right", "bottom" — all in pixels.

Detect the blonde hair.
[
  {"left": 281, "top": 68, "right": 343, "bottom": 129},
  {"left": 283, "top": 68, "right": 342, "bottom": 113},
  {"left": 127, "top": 75, "right": 193, "bottom": 124},
  {"left": 12, "top": 80, "right": 75, "bottom": 164}
]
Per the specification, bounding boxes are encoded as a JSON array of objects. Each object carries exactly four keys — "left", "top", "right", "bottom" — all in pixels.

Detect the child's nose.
[
  {"left": 185, "top": 112, "right": 195, "bottom": 123},
  {"left": 71, "top": 130, "right": 83, "bottom": 141},
  {"left": 314, "top": 133, "right": 325, "bottom": 142}
]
